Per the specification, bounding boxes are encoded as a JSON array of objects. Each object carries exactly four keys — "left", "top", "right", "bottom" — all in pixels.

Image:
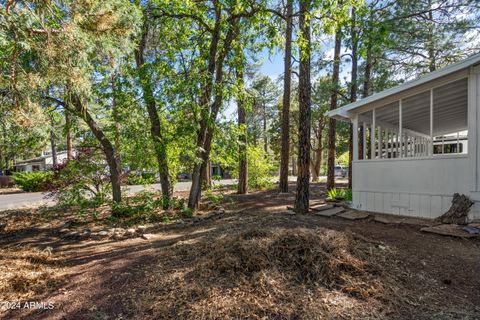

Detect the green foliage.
[
  {"left": 3, "top": 0, "right": 479, "bottom": 216},
  {"left": 12, "top": 171, "right": 52, "bottom": 192},
  {"left": 110, "top": 191, "right": 189, "bottom": 223},
  {"left": 337, "top": 152, "right": 350, "bottom": 167},
  {"left": 205, "top": 189, "right": 224, "bottom": 206},
  {"left": 48, "top": 149, "right": 111, "bottom": 212},
  {"left": 181, "top": 207, "right": 194, "bottom": 218},
  {"left": 246, "top": 145, "right": 275, "bottom": 190},
  {"left": 126, "top": 172, "right": 157, "bottom": 186},
  {"left": 327, "top": 188, "right": 352, "bottom": 201},
  {"left": 344, "top": 188, "right": 353, "bottom": 202}
]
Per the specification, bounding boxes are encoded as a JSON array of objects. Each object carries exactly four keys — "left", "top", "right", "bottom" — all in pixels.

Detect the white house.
[
  {"left": 14, "top": 151, "right": 71, "bottom": 172},
  {"left": 326, "top": 53, "right": 480, "bottom": 221}
]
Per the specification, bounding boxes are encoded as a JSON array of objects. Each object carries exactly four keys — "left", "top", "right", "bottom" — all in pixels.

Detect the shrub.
[
  {"left": 246, "top": 145, "right": 275, "bottom": 190},
  {"left": 126, "top": 172, "right": 156, "bottom": 185},
  {"left": 327, "top": 188, "right": 352, "bottom": 201},
  {"left": 46, "top": 148, "right": 111, "bottom": 212},
  {"left": 12, "top": 171, "right": 52, "bottom": 192},
  {"left": 205, "top": 188, "right": 224, "bottom": 206},
  {"left": 181, "top": 207, "right": 193, "bottom": 218}
]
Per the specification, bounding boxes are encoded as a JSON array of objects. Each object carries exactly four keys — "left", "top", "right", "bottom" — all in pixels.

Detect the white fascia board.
[
  {"left": 326, "top": 52, "right": 480, "bottom": 118},
  {"left": 325, "top": 108, "right": 353, "bottom": 121}
]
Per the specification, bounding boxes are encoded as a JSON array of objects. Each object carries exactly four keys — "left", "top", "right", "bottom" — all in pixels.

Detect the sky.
[
  {"left": 221, "top": 43, "right": 352, "bottom": 121},
  {"left": 258, "top": 48, "right": 284, "bottom": 79},
  {"left": 221, "top": 48, "right": 284, "bottom": 120}
]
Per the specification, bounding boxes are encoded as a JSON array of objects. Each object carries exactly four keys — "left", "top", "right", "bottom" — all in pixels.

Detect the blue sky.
[{"left": 258, "top": 48, "right": 284, "bottom": 79}]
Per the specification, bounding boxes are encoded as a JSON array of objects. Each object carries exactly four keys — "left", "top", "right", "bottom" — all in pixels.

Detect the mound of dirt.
[
  {"left": 137, "top": 228, "right": 406, "bottom": 319},
  {"left": 197, "top": 229, "right": 386, "bottom": 298}
]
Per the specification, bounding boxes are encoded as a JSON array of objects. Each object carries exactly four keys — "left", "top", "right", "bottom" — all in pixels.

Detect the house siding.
[{"left": 352, "top": 156, "right": 471, "bottom": 219}]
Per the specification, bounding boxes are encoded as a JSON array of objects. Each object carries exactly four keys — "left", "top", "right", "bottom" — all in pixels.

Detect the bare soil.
[{"left": 1, "top": 183, "right": 479, "bottom": 319}]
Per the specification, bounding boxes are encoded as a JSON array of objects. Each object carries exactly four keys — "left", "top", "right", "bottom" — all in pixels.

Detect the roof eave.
[
  {"left": 325, "top": 109, "right": 353, "bottom": 122},
  {"left": 325, "top": 52, "right": 480, "bottom": 118}
]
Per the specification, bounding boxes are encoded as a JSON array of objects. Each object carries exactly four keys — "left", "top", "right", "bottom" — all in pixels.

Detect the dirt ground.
[{"left": 0, "top": 183, "right": 479, "bottom": 320}]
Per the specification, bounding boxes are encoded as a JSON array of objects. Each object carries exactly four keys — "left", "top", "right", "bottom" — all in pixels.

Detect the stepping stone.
[
  {"left": 374, "top": 215, "right": 433, "bottom": 227},
  {"left": 421, "top": 224, "right": 479, "bottom": 238},
  {"left": 310, "top": 204, "right": 334, "bottom": 212},
  {"left": 314, "top": 207, "right": 344, "bottom": 217},
  {"left": 337, "top": 210, "right": 370, "bottom": 220}
]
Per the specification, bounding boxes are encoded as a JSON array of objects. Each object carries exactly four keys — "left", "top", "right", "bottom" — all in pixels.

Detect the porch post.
[
  {"left": 372, "top": 109, "right": 376, "bottom": 159},
  {"left": 385, "top": 128, "right": 389, "bottom": 158},
  {"left": 395, "top": 133, "right": 398, "bottom": 158},
  {"left": 352, "top": 116, "right": 359, "bottom": 161},
  {"left": 430, "top": 89, "right": 434, "bottom": 156},
  {"left": 362, "top": 122, "right": 367, "bottom": 160},
  {"left": 399, "top": 100, "right": 403, "bottom": 158},
  {"left": 378, "top": 126, "right": 382, "bottom": 158}
]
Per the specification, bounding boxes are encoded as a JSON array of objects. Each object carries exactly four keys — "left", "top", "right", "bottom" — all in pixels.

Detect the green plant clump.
[
  {"left": 327, "top": 188, "right": 352, "bottom": 201},
  {"left": 246, "top": 145, "right": 275, "bottom": 190},
  {"left": 126, "top": 172, "right": 157, "bottom": 185},
  {"left": 12, "top": 171, "right": 53, "bottom": 192}
]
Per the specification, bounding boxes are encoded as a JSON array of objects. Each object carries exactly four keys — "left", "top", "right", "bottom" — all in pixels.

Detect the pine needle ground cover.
[
  {"left": 137, "top": 228, "right": 401, "bottom": 319},
  {"left": 0, "top": 187, "right": 479, "bottom": 319}
]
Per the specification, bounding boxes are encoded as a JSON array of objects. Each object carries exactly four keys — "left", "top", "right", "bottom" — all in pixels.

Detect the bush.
[
  {"left": 126, "top": 172, "right": 156, "bottom": 185},
  {"left": 12, "top": 171, "right": 52, "bottom": 192},
  {"left": 246, "top": 145, "right": 275, "bottom": 190},
  {"left": 46, "top": 148, "right": 111, "bottom": 213}
]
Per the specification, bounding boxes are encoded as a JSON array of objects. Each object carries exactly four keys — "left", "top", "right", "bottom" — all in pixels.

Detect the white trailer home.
[{"left": 326, "top": 53, "right": 480, "bottom": 221}]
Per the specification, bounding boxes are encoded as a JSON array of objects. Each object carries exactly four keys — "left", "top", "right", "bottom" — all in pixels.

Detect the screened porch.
[{"left": 352, "top": 77, "right": 468, "bottom": 161}]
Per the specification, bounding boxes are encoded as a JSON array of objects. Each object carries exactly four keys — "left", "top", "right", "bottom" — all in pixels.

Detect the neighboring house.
[
  {"left": 211, "top": 163, "right": 232, "bottom": 179},
  {"left": 326, "top": 53, "right": 480, "bottom": 220},
  {"left": 177, "top": 163, "right": 231, "bottom": 181},
  {"left": 14, "top": 151, "right": 70, "bottom": 172}
]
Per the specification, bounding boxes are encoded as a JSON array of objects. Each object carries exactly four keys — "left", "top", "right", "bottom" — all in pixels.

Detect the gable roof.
[{"left": 326, "top": 52, "right": 480, "bottom": 121}]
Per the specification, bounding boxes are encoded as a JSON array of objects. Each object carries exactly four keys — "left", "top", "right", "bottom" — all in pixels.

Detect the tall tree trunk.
[
  {"left": 188, "top": 16, "right": 239, "bottom": 209},
  {"left": 205, "top": 160, "right": 212, "bottom": 188},
  {"left": 427, "top": 0, "right": 436, "bottom": 72},
  {"left": 188, "top": 9, "right": 223, "bottom": 209},
  {"left": 348, "top": 6, "right": 358, "bottom": 189},
  {"left": 326, "top": 28, "right": 342, "bottom": 191},
  {"left": 311, "top": 116, "right": 324, "bottom": 182},
  {"left": 291, "top": 155, "right": 296, "bottom": 176},
  {"left": 237, "top": 67, "right": 248, "bottom": 194},
  {"left": 70, "top": 95, "right": 122, "bottom": 206},
  {"left": 263, "top": 103, "right": 268, "bottom": 153},
  {"left": 279, "top": 0, "right": 293, "bottom": 193},
  {"left": 65, "top": 111, "right": 73, "bottom": 161},
  {"left": 135, "top": 20, "right": 172, "bottom": 208},
  {"left": 111, "top": 71, "right": 122, "bottom": 172},
  {"left": 364, "top": 18, "right": 373, "bottom": 160},
  {"left": 294, "top": 0, "right": 312, "bottom": 213},
  {"left": 363, "top": 13, "right": 373, "bottom": 99},
  {"left": 50, "top": 130, "right": 58, "bottom": 167}
]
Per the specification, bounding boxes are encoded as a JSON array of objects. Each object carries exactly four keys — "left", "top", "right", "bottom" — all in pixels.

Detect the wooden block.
[
  {"left": 337, "top": 210, "right": 370, "bottom": 221},
  {"left": 310, "top": 204, "right": 334, "bottom": 212},
  {"left": 314, "top": 207, "right": 345, "bottom": 217},
  {"left": 421, "top": 224, "right": 478, "bottom": 238}
]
